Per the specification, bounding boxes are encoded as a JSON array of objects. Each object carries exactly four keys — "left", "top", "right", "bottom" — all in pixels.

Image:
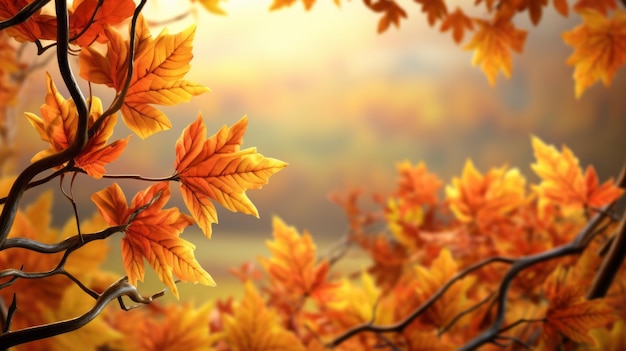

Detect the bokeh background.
[{"left": 10, "top": 1, "right": 626, "bottom": 299}]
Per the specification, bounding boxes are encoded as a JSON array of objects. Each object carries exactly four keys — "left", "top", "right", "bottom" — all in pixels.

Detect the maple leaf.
[
  {"left": 91, "top": 182, "right": 215, "bottom": 299},
  {"left": 445, "top": 159, "right": 526, "bottom": 227},
  {"left": 464, "top": 13, "right": 527, "bottom": 85},
  {"left": 0, "top": 1, "right": 56, "bottom": 43},
  {"left": 440, "top": 7, "right": 474, "bottom": 44},
  {"left": 553, "top": 0, "right": 569, "bottom": 16},
  {"left": 78, "top": 16, "right": 210, "bottom": 138},
  {"left": 531, "top": 136, "right": 623, "bottom": 208},
  {"left": 69, "top": 0, "right": 136, "bottom": 47},
  {"left": 138, "top": 303, "right": 215, "bottom": 351},
  {"left": 259, "top": 216, "right": 338, "bottom": 302},
  {"left": 222, "top": 282, "right": 306, "bottom": 351},
  {"left": 173, "top": 114, "right": 287, "bottom": 238},
  {"left": 41, "top": 284, "right": 123, "bottom": 351},
  {"left": 525, "top": 0, "right": 548, "bottom": 25},
  {"left": 365, "top": 0, "right": 408, "bottom": 33},
  {"left": 542, "top": 267, "right": 617, "bottom": 347},
  {"left": 562, "top": 9, "right": 626, "bottom": 98},
  {"left": 395, "top": 160, "right": 442, "bottom": 207},
  {"left": 415, "top": 0, "right": 448, "bottom": 26},
  {"left": 414, "top": 248, "right": 476, "bottom": 328},
  {"left": 26, "top": 72, "right": 129, "bottom": 178}
]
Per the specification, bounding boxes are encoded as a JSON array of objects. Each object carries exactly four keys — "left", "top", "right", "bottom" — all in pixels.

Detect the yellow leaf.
[
  {"left": 464, "top": 14, "right": 527, "bottom": 85},
  {"left": 78, "top": 16, "right": 210, "bottom": 138},
  {"left": 530, "top": 136, "right": 623, "bottom": 208},
  {"left": 562, "top": 9, "right": 626, "bottom": 98},
  {"left": 223, "top": 282, "right": 305, "bottom": 351},
  {"left": 174, "top": 114, "right": 287, "bottom": 238}
]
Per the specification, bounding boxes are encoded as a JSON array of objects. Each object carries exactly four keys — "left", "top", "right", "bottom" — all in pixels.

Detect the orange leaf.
[
  {"left": 223, "top": 282, "right": 306, "bottom": 351},
  {"left": 174, "top": 114, "right": 287, "bottom": 238},
  {"left": 573, "top": 0, "right": 618, "bottom": 15},
  {"left": 414, "top": 248, "right": 476, "bottom": 328},
  {"left": 395, "top": 160, "right": 443, "bottom": 207},
  {"left": 25, "top": 72, "right": 129, "bottom": 178},
  {"left": 445, "top": 160, "right": 526, "bottom": 227},
  {"left": 0, "top": 1, "right": 56, "bottom": 43},
  {"left": 79, "top": 16, "right": 210, "bottom": 138},
  {"left": 415, "top": 0, "right": 448, "bottom": 26},
  {"left": 530, "top": 136, "right": 623, "bottom": 208},
  {"left": 69, "top": 0, "right": 136, "bottom": 47},
  {"left": 562, "top": 9, "right": 626, "bottom": 98},
  {"left": 464, "top": 14, "right": 527, "bottom": 85},
  {"left": 553, "top": 0, "right": 569, "bottom": 16},
  {"left": 259, "top": 217, "right": 338, "bottom": 302},
  {"left": 543, "top": 267, "right": 617, "bottom": 346},
  {"left": 440, "top": 7, "right": 474, "bottom": 44},
  {"left": 366, "top": 0, "right": 407, "bottom": 33},
  {"left": 526, "top": 0, "right": 548, "bottom": 25},
  {"left": 91, "top": 182, "right": 215, "bottom": 299}
]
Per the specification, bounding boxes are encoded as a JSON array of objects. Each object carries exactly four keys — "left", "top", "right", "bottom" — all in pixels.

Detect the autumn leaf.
[
  {"left": 222, "top": 281, "right": 306, "bottom": 351},
  {"left": 174, "top": 114, "right": 287, "bottom": 238},
  {"left": 531, "top": 136, "right": 623, "bottom": 208},
  {"left": 573, "top": 0, "right": 618, "bottom": 15},
  {"left": 542, "top": 267, "right": 617, "bottom": 347},
  {"left": 364, "top": 0, "right": 408, "bottom": 33},
  {"left": 138, "top": 303, "right": 215, "bottom": 351},
  {"left": 464, "top": 14, "right": 527, "bottom": 85},
  {"left": 270, "top": 0, "right": 298, "bottom": 11},
  {"left": 26, "top": 72, "right": 129, "bottom": 178},
  {"left": 0, "top": 1, "right": 56, "bottom": 43},
  {"left": 41, "top": 284, "right": 123, "bottom": 351},
  {"left": 562, "top": 9, "right": 626, "bottom": 98},
  {"left": 415, "top": 0, "right": 447, "bottom": 26},
  {"left": 414, "top": 248, "right": 476, "bottom": 328},
  {"left": 395, "top": 160, "right": 442, "bottom": 207},
  {"left": 445, "top": 159, "right": 526, "bottom": 227},
  {"left": 525, "top": 0, "right": 548, "bottom": 25},
  {"left": 91, "top": 182, "right": 215, "bottom": 299},
  {"left": 79, "top": 16, "right": 210, "bottom": 138},
  {"left": 69, "top": 0, "right": 136, "bottom": 47},
  {"left": 440, "top": 7, "right": 474, "bottom": 44},
  {"left": 259, "top": 216, "right": 338, "bottom": 302},
  {"left": 553, "top": 0, "right": 569, "bottom": 16}
]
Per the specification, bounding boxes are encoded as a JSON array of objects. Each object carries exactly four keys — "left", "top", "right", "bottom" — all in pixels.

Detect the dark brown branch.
[
  {"left": 327, "top": 256, "right": 515, "bottom": 348},
  {"left": 0, "top": 0, "right": 89, "bottom": 247},
  {"left": 587, "top": 162, "right": 626, "bottom": 299},
  {"left": 0, "top": 277, "right": 163, "bottom": 349},
  {"left": 0, "top": 0, "right": 50, "bottom": 31}
]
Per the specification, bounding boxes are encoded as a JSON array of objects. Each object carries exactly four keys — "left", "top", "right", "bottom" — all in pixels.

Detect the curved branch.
[
  {"left": 327, "top": 256, "right": 515, "bottom": 348},
  {"left": 0, "top": 277, "right": 163, "bottom": 349},
  {"left": 0, "top": 0, "right": 51, "bottom": 31},
  {"left": 0, "top": 0, "right": 89, "bottom": 247},
  {"left": 1, "top": 225, "right": 126, "bottom": 253}
]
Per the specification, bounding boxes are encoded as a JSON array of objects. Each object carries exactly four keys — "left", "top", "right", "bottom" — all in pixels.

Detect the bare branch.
[{"left": 0, "top": 277, "right": 164, "bottom": 349}]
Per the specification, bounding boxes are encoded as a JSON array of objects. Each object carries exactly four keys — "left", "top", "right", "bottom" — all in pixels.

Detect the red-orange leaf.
[
  {"left": 0, "top": 1, "right": 56, "bottom": 43},
  {"left": 415, "top": 0, "right": 448, "bottom": 26},
  {"left": 562, "top": 9, "right": 626, "bottom": 98},
  {"left": 69, "top": 0, "right": 136, "bottom": 47},
  {"left": 440, "top": 7, "right": 474, "bottom": 44},
  {"left": 174, "top": 114, "right": 287, "bottom": 238},
  {"left": 79, "top": 16, "right": 210, "bottom": 138},
  {"left": 464, "top": 14, "right": 527, "bottom": 85},
  {"left": 25, "top": 72, "right": 129, "bottom": 178},
  {"left": 91, "top": 182, "right": 215, "bottom": 299}
]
